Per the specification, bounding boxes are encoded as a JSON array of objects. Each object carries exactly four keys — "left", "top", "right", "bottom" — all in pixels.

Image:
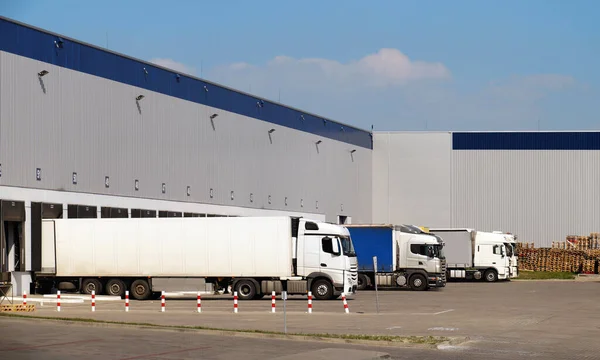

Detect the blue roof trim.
[
  {"left": 453, "top": 132, "right": 600, "bottom": 150},
  {"left": 0, "top": 17, "right": 372, "bottom": 149}
]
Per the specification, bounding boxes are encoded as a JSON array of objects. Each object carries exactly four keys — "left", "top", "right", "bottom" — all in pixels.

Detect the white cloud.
[
  {"left": 149, "top": 58, "right": 197, "bottom": 76},
  {"left": 205, "top": 50, "right": 583, "bottom": 132},
  {"left": 210, "top": 48, "right": 450, "bottom": 91}
]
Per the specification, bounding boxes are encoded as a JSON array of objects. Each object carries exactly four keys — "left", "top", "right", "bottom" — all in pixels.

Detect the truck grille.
[
  {"left": 440, "top": 260, "right": 447, "bottom": 282},
  {"left": 350, "top": 265, "right": 358, "bottom": 282}
]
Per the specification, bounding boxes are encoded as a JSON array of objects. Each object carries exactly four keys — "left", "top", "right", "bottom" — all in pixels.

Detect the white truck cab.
[
  {"left": 473, "top": 231, "right": 511, "bottom": 281},
  {"left": 296, "top": 221, "right": 359, "bottom": 299},
  {"left": 493, "top": 231, "right": 518, "bottom": 278}
]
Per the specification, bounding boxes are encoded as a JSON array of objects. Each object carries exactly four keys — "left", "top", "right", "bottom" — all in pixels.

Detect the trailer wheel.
[
  {"left": 311, "top": 279, "right": 333, "bottom": 300},
  {"left": 484, "top": 269, "right": 498, "bottom": 282},
  {"left": 235, "top": 279, "right": 256, "bottom": 300},
  {"left": 409, "top": 274, "right": 427, "bottom": 291},
  {"left": 105, "top": 279, "right": 126, "bottom": 297},
  {"left": 81, "top": 278, "right": 103, "bottom": 295},
  {"left": 357, "top": 274, "right": 369, "bottom": 290},
  {"left": 130, "top": 279, "right": 151, "bottom": 300}
]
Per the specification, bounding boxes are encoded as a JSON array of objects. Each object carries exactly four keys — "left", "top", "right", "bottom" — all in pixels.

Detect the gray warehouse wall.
[
  {"left": 372, "top": 132, "right": 452, "bottom": 227},
  {"left": 0, "top": 50, "right": 372, "bottom": 224},
  {"left": 373, "top": 131, "right": 600, "bottom": 247}
]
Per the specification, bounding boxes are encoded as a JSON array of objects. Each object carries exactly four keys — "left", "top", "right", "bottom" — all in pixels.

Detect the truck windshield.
[
  {"left": 434, "top": 245, "right": 445, "bottom": 259},
  {"left": 339, "top": 236, "right": 356, "bottom": 257},
  {"left": 504, "top": 243, "right": 514, "bottom": 257}
]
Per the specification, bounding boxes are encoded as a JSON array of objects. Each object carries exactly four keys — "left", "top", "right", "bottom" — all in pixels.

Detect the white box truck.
[
  {"left": 35, "top": 216, "right": 358, "bottom": 300},
  {"left": 346, "top": 224, "right": 447, "bottom": 291},
  {"left": 428, "top": 228, "right": 511, "bottom": 282}
]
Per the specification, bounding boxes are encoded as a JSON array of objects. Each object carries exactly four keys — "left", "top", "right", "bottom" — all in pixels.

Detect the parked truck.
[
  {"left": 428, "top": 228, "right": 511, "bottom": 282},
  {"left": 34, "top": 216, "right": 358, "bottom": 300},
  {"left": 493, "top": 231, "right": 518, "bottom": 278},
  {"left": 345, "top": 224, "right": 447, "bottom": 291}
]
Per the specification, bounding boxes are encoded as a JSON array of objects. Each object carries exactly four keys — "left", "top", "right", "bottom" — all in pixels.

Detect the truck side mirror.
[{"left": 427, "top": 247, "right": 434, "bottom": 258}]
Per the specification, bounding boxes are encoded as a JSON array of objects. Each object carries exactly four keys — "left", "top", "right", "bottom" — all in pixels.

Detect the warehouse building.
[
  {"left": 373, "top": 131, "right": 600, "bottom": 247},
  {"left": 0, "top": 17, "right": 373, "bottom": 295}
]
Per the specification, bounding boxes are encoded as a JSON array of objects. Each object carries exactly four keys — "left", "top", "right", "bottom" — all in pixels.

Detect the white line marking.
[
  {"left": 386, "top": 326, "right": 402, "bottom": 330},
  {"left": 433, "top": 309, "right": 455, "bottom": 315}
]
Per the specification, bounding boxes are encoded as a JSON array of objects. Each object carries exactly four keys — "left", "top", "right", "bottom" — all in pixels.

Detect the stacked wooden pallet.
[{"left": 516, "top": 233, "right": 600, "bottom": 274}]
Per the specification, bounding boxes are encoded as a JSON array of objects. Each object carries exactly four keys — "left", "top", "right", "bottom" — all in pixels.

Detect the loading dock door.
[
  {"left": 31, "top": 203, "right": 63, "bottom": 272},
  {"left": 1, "top": 200, "right": 26, "bottom": 272}
]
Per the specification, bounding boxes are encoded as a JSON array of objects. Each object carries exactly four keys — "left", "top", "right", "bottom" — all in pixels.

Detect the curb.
[{"left": 0, "top": 313, "right": 463, "bottom": 349}]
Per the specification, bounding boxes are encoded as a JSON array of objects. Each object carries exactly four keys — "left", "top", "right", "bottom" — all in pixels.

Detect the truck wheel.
[
  {"left": 357, "top": 274, "right": 369, "bottom": 290},
  {"left": 130, "top": 279, "right": 151, "bottom": 300},
  {"left": 311, "top": 279, "right": 333, "bottom": 300},
  {"left": 484, "top": 269, "right": 498, "bottom": 282},
  {"left": 409, "top": 274, "right": 427, "bottom": 291},
  {"left": 235, "top": 280, "right": 256, "bottom": 300},
  {"left": 105, "top": 279, "right": 126, "bottom": 297},
  {"left": 81, "top": 278, "right": 103, "bottom": 295}
]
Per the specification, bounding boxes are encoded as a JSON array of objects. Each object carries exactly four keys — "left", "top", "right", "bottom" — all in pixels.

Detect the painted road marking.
[
  {"left": 386, "top": 326, "right": 402, "bottom": 330},
  {"left": 428, "top": 327, "right": 459, "bottom": 331},
  {"left": 412, "top": 309, "right": 455, "bottom": 316}
]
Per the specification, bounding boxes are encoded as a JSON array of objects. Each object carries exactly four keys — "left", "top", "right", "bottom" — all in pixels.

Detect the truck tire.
[
  {"left": 357, "top": 274, "right": 369, "bottom": 290},
  {"left": 81, "top": 278, "right": 103, "bottom": 295},
  {"left": 130, "top": 279, "right": 151, "bottom": 300},
  {"left": 235, "top": 279, "right": 256, "bottom": 300},
  {"left": 311, "top": 279, "right": 333, "bottom": 300},
  {"left": 484, "top": 269, "right": 498, "bottom": 282},
  {"left": 409, "top": 274, "right": 427, "bottom": 291},
  {"left": 105, "top": 279, "right": 126, "bottom": 297}
]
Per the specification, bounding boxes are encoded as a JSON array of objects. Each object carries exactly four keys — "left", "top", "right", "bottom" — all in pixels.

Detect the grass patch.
[
  {"left": 0, "top": 313, "right": 448, "bottom": 345},
  {"left": 516, "top": 271, "right": 576, "bottom": 280}
]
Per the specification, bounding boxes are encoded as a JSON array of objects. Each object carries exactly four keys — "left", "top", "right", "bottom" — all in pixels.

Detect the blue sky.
[{"left": 2, "top": 0, "right": 598, "bottom": 131}]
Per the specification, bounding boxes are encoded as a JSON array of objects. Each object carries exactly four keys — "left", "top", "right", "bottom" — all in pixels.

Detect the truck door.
[{"left": 319, "top": 236, "right": 344, "bottom": 276}]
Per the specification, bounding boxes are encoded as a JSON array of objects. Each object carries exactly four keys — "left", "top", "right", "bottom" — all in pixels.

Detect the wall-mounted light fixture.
[
  {"left": 36, "top": 168, "right": 41, "bottom": 181},
  {"left": 162, "top": 183, "right": 166, "bottom": 194},
  {"left": 315, "top": 140, "right": 322, "bottom": 145},
  {"left": 105, "top": 176, "right": 110, "bottom": 188},
  {"left": 72, "top": 172, "right": 77, "bottom": 185},
  {"left": 323, "top": 119, "right": 327, "bottom": 126},
  {"left": 268, "top": 129, "right": 276, "bottom": 134},
  {"left": 38, "top": 70, "right": 49, "bottom": 77},
  {"left": 136, "top": 95, "right": 145, "bottom": 101},
  {"left": 285, "top": 197, "right": 288, "bottom": 206},
  {"left": 316, "top": 201, "right": 319, "bottom": 209},
  {"left": 209, "top": 113, "right": 218, "bottom": 130},
  {"left": 135, "top": 179, "right": 139, "bottom": 191},
  {"left": 340, "top": 126, "right": 345, "bottom": 132},
  {"left": 143, "top": 67, "right": 149, "bottom": 76},
  {"left": 301, "top": 199, "right": 304, "bottom": 208},
  {"left": 187, "top": 186, "right": 191, "bottom": 196},
  {"left": 268, "top": 195, "right": 272, "bottom": 204},
  {"left": 350, "top": 149, "right": 356, "bottom": 154},
  {"left": 300, "top": 114, "right": 305, "bottom": 121},
  {"left": 204, "top": 85, "right": 209, "bottom": 92},
  {"left": 250, "top": 193, "right": 254, "bottom": 203},
  {"left": 341, "top": 204, "right": 344, "bottom": 212},
  {"left": 257, "top": 100, "right": 265, "bottom": 108},
  {"left": 175, "top": 74, "right": 181, "bottom": 82},
  {"left": 209, "top": 188, "right": 214, "bottom": 198},
  {"left": 231, "top": 191, "right": 235, "bottom": 200},
  {"left": 54, "top": 37, "right": 64, "bottom": 48}
]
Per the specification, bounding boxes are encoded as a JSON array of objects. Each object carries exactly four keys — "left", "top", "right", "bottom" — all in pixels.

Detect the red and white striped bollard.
[
  {"left": 197, "top": 292, "right": 202, "bottom": 313},
  {"left": 125, "top": 290, "right": 129, "bottom": 312},
  {"left": 22, "top": 291, "right": 27, "bottom": 307},
  {"left": 342, "top": 293, "right": 349, "bottom": 313},
  {"left": 57, "top": 290, "right": 61, "bottom": 312},
  {"left": 91, "top": 290, "right": 96, "bottom": 312},
  {"left": 233, "top": 291, "right": 238, "bottom": 313},
  {"left": 271, "top": 291, "right": 276, "bottom": 313},
  {"left": 307, "top": 291, "right": 313, "bottom": 314},
  {"left": 161, "top": 291, "right": 165, "bottom": 312}
]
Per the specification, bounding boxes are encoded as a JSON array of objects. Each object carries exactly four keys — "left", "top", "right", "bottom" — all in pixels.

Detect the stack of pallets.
[{"left": 516, "top": 233, "right": 600, "bottom": 274}]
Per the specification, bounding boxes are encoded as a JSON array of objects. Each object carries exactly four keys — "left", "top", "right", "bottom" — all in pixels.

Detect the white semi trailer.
[
  {"left": 34, "top": 216, "right": 358, "bottom": 300},
  {"left": 428, "top": 228, "right": 511, "bottom": 282}
]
